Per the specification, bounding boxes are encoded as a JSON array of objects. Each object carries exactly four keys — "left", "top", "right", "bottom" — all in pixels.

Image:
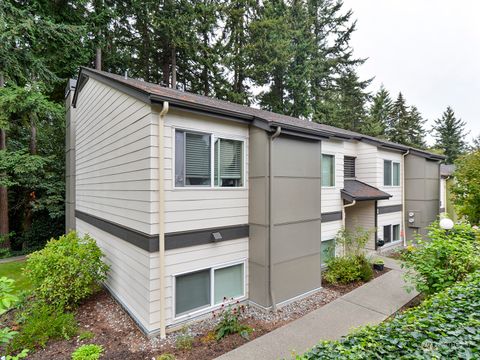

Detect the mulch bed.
[
  {"left": 25, "top": 266, "right": 392, "bottom": 360},
  {"left": 322, "top": 266, "right": 391, "bottom": 295}
]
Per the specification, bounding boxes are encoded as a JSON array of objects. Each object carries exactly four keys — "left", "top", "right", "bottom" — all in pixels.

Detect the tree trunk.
[
  {"left": 171, "top": 45, "right": 177, "bottom": 89},
  {"left": 0, "top": 73, "right": 10, "bottom": 248},
  {"left": 202, "top": 32, "right": 209, "bottom": 96},
  {"left": 162, "top": 45, "right": 170, "bottom": 87},
  {"left": 95, "top": 42, "right": 102, "bottom": 70},
  {"left": 22, "top": 117, "right": 37, "bottom": 249}
]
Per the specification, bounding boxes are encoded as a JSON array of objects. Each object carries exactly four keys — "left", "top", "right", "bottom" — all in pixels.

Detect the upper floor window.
[
  {"left": 175, "top": 129, "right": 244, "bottom": 188},
  {"left": 322, "top": 154, "right": 335, "bottom": 187},
  {"left": 383, "top": 160, "right": 400, "bottom": 186},
  {"left": 344, "top": 156, "right": 356, "bottom": 178}
]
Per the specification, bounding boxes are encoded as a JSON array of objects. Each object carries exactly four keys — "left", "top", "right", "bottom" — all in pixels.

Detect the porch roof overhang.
[{"left": 341, "top": 179, "right": 392, "bottom": 202}]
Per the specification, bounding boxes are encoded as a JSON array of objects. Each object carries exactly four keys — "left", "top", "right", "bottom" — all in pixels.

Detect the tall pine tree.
[
  {"left": 433, "top": 107, "right": 468, "bottom": 164},
  {"left": 363, "top": 85, "right": 392, "bottom": 137}
]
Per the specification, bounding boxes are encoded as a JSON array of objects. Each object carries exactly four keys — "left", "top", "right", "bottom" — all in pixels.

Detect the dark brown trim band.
[
  {"left": 165, "top": 225, "right": 249, "bottom": 250},
  {"left": 75, "top": 210, "right": 159, "bottom": 252},
  {"left": 75, "top": 210, "right": 249, "bottom": 252},
  {"left": 321, "top": 211, "right": 343, "bottom": 223},
  {"left": 378, "top": 204, "right": 403, "bottom": 214}
]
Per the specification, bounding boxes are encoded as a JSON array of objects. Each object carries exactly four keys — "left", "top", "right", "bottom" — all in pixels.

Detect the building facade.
[{"left": 66, "top": 68, "right": 444, "bottom": 337}]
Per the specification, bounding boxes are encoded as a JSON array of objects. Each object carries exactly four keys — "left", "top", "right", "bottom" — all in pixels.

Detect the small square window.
[
  {"left": 175, "top": 130, "right": 211, "bottom": 187},
  {"left": 214, "top": 264, "right": 244, "bottom": 304},
  {"left": 214, "top": 138, "right": 243, "bottom": 187},
  {"left": 175, "top": 269, "right": 211, "bottom": 316}
]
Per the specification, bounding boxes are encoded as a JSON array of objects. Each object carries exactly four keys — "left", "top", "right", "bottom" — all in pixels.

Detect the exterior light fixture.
[{"left": 439, "top": 218, "right": 454, "bottom": 231}]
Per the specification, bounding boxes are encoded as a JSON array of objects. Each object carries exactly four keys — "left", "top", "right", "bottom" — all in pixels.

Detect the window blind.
[{"left": 185, "top": 132, "right": 211, "bottom": 184}]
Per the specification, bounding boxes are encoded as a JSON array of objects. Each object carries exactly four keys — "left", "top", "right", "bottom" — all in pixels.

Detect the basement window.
[
  {"left": 383, "top": 224, "right": 401, "bottom": 244},
  {"left": 321, "top": 239, "right": 335, "bottom": 265},
  {"left": 175, "top": 129, "right": 244, "bottom": 188},
  {"left": 174, "top": 262, "right": 245, "bottom": 317}
]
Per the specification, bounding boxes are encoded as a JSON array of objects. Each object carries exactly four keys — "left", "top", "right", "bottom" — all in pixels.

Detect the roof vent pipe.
[{"left": 268, "top": 126, "right": 281, "bottom": 311}]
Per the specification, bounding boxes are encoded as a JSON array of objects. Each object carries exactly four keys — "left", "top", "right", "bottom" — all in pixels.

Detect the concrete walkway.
[
  {"left": 0, "top": 255, "right": 26, "bottom": 264},
  {"left": 216, "top": 256, "right": 417, "bottom": 360}
]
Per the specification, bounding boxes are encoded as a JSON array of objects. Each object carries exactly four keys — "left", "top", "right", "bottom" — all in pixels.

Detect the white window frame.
[
  {"left": 382, "top": 223, "right": 401, "bottom": 245},
  {"left": 172, "top": 259, "right": 247, "bottom": 321},
  {"left": 173, "top": 127, "right": 247, "bottom": 190},
  {"left": 322, "top": 153, "right": 336, "bottom": 188},
  {"left": 383, "top": 159, "right": 400, "bottom": 187}
]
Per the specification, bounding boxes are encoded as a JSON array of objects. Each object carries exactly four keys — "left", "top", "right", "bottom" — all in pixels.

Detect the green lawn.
[{"left": 0, "top": 260, "right": 32, "bottom": 294}]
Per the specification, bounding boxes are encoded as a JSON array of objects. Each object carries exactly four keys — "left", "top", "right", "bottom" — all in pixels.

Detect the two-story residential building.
[{"left": 65, "top": 68, "right": 444, "bottom": 338}]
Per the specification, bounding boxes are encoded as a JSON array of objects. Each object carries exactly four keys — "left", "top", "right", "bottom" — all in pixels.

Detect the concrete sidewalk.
[{"left": 216, "top": 257, "right": 416, "bottom": 360}]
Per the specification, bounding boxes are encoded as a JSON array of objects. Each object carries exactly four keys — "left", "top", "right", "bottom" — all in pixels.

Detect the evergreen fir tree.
[
  {"left": 363, "top": 85, "right": 392, "bottom": 137},
  {"left": 387, "top": 92, "right": 410, "bottom": 145},
  {"left": 406, "top": 105, "right": 426, "bottom": 148},
  {"left": 433, "top": 106, "right": 468, "bottom": 164}
]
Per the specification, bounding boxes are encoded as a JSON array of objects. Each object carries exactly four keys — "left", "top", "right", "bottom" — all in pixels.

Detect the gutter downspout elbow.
[
  {"left": 269, "top": 126, "right": 281, "bottom": 311},
  {"left": 402, "top": 150, "right": 410, "bottom": 247},
  {"left": 158, "top": 101, "right": 169, "bottom": 339}
]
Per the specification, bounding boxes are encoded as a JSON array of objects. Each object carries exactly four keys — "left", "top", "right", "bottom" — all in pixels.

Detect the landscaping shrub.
[
  {"left": 298, "top": 271, "right": 480, "bottom": 359},
  {"left": 214, "top": 301, "right": 252, "bottom": 341},
  {"left": 157, "top": 354, "right": 176, "bottom": 360},
  {"left": 324, "top": 255, "right": 373, "bottom": 284},
  {"left": 401, "top": 220, "right": 480, "bottom": 295},
  {"left": 71, "top": 344, "right": 104, "bottom": 360},
  {"left": 9, "top": 303, "right": 78, "bottom": 352},
  {"left": 175, "top": 326, "right": 193, "bottom": 351},
  {"left": 25, "top": 231, "right": 109, "bottom": 309}
]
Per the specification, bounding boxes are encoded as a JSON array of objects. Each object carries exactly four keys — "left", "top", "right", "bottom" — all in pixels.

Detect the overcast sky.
[{"left": 342, "top": 0, "right": 480, "bottom": 145}]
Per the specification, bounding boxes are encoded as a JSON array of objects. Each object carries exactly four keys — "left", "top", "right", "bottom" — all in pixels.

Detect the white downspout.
[
  {"left": 158, "top": 102, "right": 169, "bottom": 339},
  {"left": 342, "top": 200, "right": 356, "bottom": 256},
  {"left": 402, "top": 150, "right": 410, "bottom": 246}
]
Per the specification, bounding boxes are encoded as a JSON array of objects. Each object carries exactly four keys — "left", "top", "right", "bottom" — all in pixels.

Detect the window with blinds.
[
  {"left": 175, "top": 129, "right": 244, "bottom": 188},
  {"left": 175, "top": 130, "right": 211, "bottom": 186},
  {"left": 344, "top": 156, "right": 356, "bottom": 178},
  {"left": 215, "top": 138, "right": 243, "bottom": 187}
]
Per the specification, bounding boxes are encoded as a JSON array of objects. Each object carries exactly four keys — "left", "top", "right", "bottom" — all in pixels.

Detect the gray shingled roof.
[{"left": 74, "top": 67, "right": 445, "bottom": 160}]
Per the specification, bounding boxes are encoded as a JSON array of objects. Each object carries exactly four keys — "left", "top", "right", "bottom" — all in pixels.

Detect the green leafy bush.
[
  {"left": 9, "top": 303, "right": 78, "bottom": 351},
  {"left": 214, "top": 302, "right": 252, "bottom": 341},
  {"left": 78, "top": 330, "right": 95, "bottom": 341},
  {"left": 157, "top": 354, "right": 176, "bottom": 360},
  {"left": 25, "top": 231, "right": 109, "bottom": 309},
  {"left": 71, "top": 344, "right": 104, "bottom": 360},
  {"left": 324, "top": 255, "right": 373, "bottom": 284},
  {"left": 298, "top": 270, "right": 480, "bottom": 359},
  {"left": 401, "top": 220, "right": 480, "bottom": 295},
  {"left": 175, "top": 326, "right": 193, "bottom": 351},
  {"left": 0, "top": 277, "right": 29, "bottom": 359}
]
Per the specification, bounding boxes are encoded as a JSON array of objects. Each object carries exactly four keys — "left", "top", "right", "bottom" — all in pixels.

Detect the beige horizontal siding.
[
  {"left": 163, "top": 109, "right": 249, "bottom": 234},
  {"left": 75, "top": 78, "right": 158, "bottom": 235}
]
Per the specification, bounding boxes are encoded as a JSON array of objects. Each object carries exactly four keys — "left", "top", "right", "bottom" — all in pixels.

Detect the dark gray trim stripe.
[
  {"left": 75, "top": 210, "right": 249, "bottom": 252},
  {"left": 439, "top": 207, "right": 445, "bottom": 213},
  {"left": 321, "top": 211, "right": 343, "bottom": 223},
  {"left": 75, "top": 210, "right": 159, "bottom": 252},
  {"left": 165, "top": 225, "right": 249, "bottom": 250},
  {"left": 378, "top": 204, "right": 403, "bottom": 214}
]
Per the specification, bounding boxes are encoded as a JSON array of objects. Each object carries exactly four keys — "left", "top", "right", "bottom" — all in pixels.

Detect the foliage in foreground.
[
  {"left": 25, "top": 231, "right": 109, "bottom": 309},
  {"left": 71, "top": 344, "right": 104, "bottom": 360},
  {"left": 323, "top": 227, "right": 373, "bottom": 284},
  {"left": 451, "top": 150, "right": 480, "bottom": 224},
  {"left": 401, "top": 220, "right": 480, "bottom": 295},
  {"left": 214, "top": 302, "right": 252, "bottom": 341},
  {"left": 8, "top": 302, "right": 77, "bottom": 352},
  {"left": 298, "top": 271, "right": 480, "bottom": 359}
]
